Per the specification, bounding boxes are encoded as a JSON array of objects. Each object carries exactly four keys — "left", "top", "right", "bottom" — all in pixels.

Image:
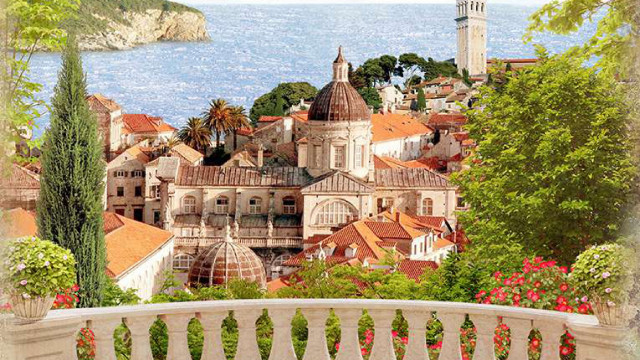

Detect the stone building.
[
  {"left": 0, "top": 164, "right": 41, "bottom": 210},
  {"left": 456, "top": 0, "right": 487, "bottom": 76},
  {"left": 161, "top": 48, "right": 461, "bottom": 281},
  {"left": 87, "top": 94, "right": 124, "bottom": 159}
]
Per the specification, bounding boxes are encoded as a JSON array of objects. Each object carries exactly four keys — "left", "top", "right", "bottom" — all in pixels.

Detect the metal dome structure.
[
  {"left": 187, "top": 219, "right": 267, "bottom": 288},
  {"left": 308, "top": 47, "right": 371, "bottom": 122}
]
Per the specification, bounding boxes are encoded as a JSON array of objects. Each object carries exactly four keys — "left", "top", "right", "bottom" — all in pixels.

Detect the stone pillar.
[
  {"left": 568, "top": 319, "right": 628, "bottom": 360},
  {"left": 234, "top": 189, "right": 243, "bottom": 223},
  {"left": 4, "top": 315, "right": 83, "bottom": 360}
]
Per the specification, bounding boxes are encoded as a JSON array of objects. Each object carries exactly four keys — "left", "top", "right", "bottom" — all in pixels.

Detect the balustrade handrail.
[{"left": 42, "top": 298, "right": 597, "bottom": 325}]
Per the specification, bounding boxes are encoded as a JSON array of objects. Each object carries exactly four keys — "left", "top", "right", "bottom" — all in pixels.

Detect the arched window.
[
  {"left": 172, "top": 254, "right": 194, "bottom": 271},
  {"left": 422, "top": 198, "right": 434, "bottom": 216},
  {"left": 283, "top": 196, "right": 296, "bottom": 214},
  {"left": 249, "top": 197, "right": 262, "bottom": 214},
  {"left": 215, "top": 196, "right": 229, "bottom": 214},
  {"left": 183, "top": 196, "right": 196, "bottom": 214},
  {"left": 470, "top": 1, "right": 474, "bottom": 12},
  {"left": 314, "top": 200, "right": 357, "bottom": 226},
  {"left": 481, "top": 3, "right": 485, "bottom": 12}
]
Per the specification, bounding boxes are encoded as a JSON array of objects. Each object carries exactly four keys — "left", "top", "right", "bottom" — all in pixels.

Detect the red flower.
[
  {"left": 556, "top": 296, "right": 567, "bottom": 305},
  {"left": 531, "top": 292, "right": 540, "bottom": 302},
  {"left": 513, "top": 294, "right": 521, "bottom": 302},
  {"left": 578, "top": 303, "right": 590, "bottom": 314},
  {"left": 71, "top": 284, "right": 80, "bottom": 292},
  {"left": 534, "top": 281, "right": 542, "bottom": 288},
  {"left": 335, "top": 343, "right": 340, "bottom": 351},
  {"left": 531, "top": 338, "right": 540, "bottom": 348},
  {"left": 559, "top": 283, "right": 569, "bottom": 292}
]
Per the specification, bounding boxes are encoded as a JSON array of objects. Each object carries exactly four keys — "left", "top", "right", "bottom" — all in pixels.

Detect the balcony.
[
  {"left": 175, "top": 236, "right": 303, "bottom": 249},
  {"left": 3, "top": 299, "right": 625, "bottom": 360}
]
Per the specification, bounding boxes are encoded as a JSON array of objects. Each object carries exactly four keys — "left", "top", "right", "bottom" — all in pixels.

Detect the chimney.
[
  {"left": 257, "top": 143, "right": 264, "bottom": 167},
  {"left": 395, "top": 209, "right": 401, "bottom": 223}
]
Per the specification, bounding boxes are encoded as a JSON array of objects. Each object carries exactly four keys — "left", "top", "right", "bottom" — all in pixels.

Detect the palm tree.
[
  {"left": 228, "top": 105, "right": 251, "bottom": 151},
  {"left": 202, "top": 99, "right": 233, "bottom": 148},
  {"left": 177, "top": 117, "right": 212, "bottom": 153}
]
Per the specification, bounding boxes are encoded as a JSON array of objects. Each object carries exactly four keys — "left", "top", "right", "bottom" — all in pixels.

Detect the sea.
[{"left": 28, "top": 3, "right": 597, "bottom": 136}]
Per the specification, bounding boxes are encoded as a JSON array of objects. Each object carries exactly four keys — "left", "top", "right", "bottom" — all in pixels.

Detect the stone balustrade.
[
  {"left": 3, "top": 299, "right": 627, "bottom": 360},
  {"left": 175, "top": 236, "right": 303, "bottom": 248}
]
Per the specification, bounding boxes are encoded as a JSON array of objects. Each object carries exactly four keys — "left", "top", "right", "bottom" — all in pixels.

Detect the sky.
[{"left": 181, "top": 0, "right": 552, "bottom": 5}]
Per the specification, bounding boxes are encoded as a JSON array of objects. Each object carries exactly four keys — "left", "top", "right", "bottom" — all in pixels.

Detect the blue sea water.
[{"left": 29, "top": 3, "right": 596, "bottom": 135}]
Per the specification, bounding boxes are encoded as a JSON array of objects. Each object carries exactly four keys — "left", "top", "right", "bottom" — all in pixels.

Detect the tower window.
[
  {"left": 183, "top": 196, "right": 196, "bottom": 214},
  {"left": 333, "top": 146, "right": 345, "bottom": 168},
  {"left": 355, "top": 145, "right": 365, "bottom": 167},
  {"left": 283, "top": 196, "right": 296, "bottom": 214},
  {"left": 216, "top": 196, "right": 230, "bottom": 214}
]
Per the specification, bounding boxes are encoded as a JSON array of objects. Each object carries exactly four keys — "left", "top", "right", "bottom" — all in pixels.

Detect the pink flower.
[
  {"left": 19, "top": 280, "right": 27, "bottom": 286},
  {"left": 391, "top": 330, "right": 398, "bottom": 338},
  {"left": 602, "top": 272, "right": 610, "bottom": 279},
  {"left": 605, "top": 288, "right": 612, "bottom": 293},
  {"left": 581, "top": 296, "right": 589, "bottom": 302},
  {"left": 17, "top": 263, "right": 26, "bottom": 271}
]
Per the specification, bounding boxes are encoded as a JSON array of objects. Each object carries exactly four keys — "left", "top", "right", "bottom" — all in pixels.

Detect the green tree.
[
  {"left": 526, "top": 0, "right": 637, "bottom": 77},
  {"left": 421, "top": 57, "right": 459, "bottom": 81},
  {"left": 273, "top": 88, "right": 285, "bottom": 116},
  {"left": 202, "top": 98, "right": 233, "bottom": 148},
  {"left": 36, "top": 34, "right": 107, "bottom": 308},
  {"left": 361, "top": 58, "right": 385, "bottom": 86},
  {"left": 453, "top": 51, "right": 635, "bottom": 265},
  {"left": 2, "top": 0, "right": 79, "bottom": 162},
  {"left": 250, "top": 82, "right": 318, "bottom": 123},
  {"left": 398, "top": 53, "right": 427, "bottom": 86},
  {"left": 357, "top": 87, "right": 382, "bottom": 113},
  {"left": 416, "top": 87, "right": 426, "bottom": 112},
  {"left": 419, "top": 253, "right": 488, "bottom": 302},
  {"left": 228, "top": 105, "right": 251, "bottom": 151},
  {"left": 348, "top": 63, "right": 367, "bottom": 90},
  {"left": 177, "top": 117, "right": 211, "bottom": 153}
]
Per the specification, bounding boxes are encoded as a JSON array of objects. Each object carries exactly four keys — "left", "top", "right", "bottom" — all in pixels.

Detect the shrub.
[{"left": 0, "top": 236, "right": 76, "bottom": 299}]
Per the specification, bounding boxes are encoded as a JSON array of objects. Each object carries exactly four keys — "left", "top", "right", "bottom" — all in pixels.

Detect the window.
[
  {"left": 249, "top": 197, "right": 262, "bottom": 214},
  {"left": 133, "top": 208, "right": 143, "bottom": 221},
  {"left": 132, "top": 170, "right": 144, "bottom": 178},
  {"left": 150, "top": 185, "right": 160, "bottom": 199},
  {"left": 216, "top": 196, "right": 230, "bottom": 214},
  {"left": 314, "top": 200, "right": 357, "bottom": 226},
  {"left": 333, "top": 146, "right": 345, "bottom": 168},
  {"left": 135, "top": 186, "right": 142, "bottom": 197},
  {"left": 377, "top": 197, "right": 395, "bottom": 213},
  {"left": 153, "top": 210, "right": 161, "bottom": 224},
  {"left": 283, "top": 197, "right": 296, "bottom": 214},
  {"left": 313, "top": 145, "right": 322, "bottom": 168},
  {"left": 355, "top": 145, "right": 365, "bottom": 167},
  {"left": 271, "top": 254, "right": 291, "bottom": 279},
  {"left": 117, "top": 187, "right": 124, "bottom": 197},
  {"left": 182, "top": 228, "right": 193, "bottom": 237},
  {"left": 172, "top": 254, "right": 194, "bottom": 271},
  {"left": 115, "top": 208, "right": 125, "bottom": 216},
  {"left": 457, "top": 196, "right": 467, "bottom": 209},
  {"left": 422, "top": 198, "right": 434, "bottom": 216},
  {"left": 183, "top": 196, "right": 196, "bottom": 214},
  {"left": 115, "top": 170, "right": 126, "bottom": 178}
]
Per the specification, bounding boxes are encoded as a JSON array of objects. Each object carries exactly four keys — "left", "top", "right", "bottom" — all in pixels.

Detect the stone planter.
[{"left": 9, "top": 294, "right": 55, "bottom": 324}]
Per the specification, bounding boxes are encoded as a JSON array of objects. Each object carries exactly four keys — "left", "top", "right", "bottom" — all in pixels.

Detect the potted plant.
[
  {"left": 570, "top": 243, "right": 632, "bottom": 327},
  {"left": 1, "top": 236, "right": 76, "bottom": 323}
]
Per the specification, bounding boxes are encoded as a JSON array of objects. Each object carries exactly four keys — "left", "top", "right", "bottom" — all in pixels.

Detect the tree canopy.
[
  {"left": 453, "top": 50, "right": 635, "bottom": 266},
  {"left": 358, "top": 87, "right": 382, "bottom": 113},
  {"left": 249, "top": 82, "right": 318, "bottom": 123}
]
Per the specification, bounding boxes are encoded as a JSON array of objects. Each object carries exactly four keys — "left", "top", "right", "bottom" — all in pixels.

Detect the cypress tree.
[
  {"left": 37, "top": 34, "right": 106, "bottom": 308},
  {"left": 417, "top": 87, "right": 426, "bottom": 112},
  {"left": 273, "top": 89, "right": 285, "bottom": 116}
]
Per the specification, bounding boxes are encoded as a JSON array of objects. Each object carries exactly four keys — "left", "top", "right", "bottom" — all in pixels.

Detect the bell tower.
[{"left": 456, "top": 0, "right": 487, "bottom": 76}]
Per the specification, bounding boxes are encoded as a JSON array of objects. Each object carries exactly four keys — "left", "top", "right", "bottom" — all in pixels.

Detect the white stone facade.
[
  {"left": 456, "top": 0, "right": 487, "bottom": 76},
  {"left": 115, "top": 237, "right": 174, "bottom": 300}
]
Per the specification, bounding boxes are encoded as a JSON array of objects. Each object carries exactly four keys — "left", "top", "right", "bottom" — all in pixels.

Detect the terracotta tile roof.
[
  {"left": 434, "top": 237, "right": 456, "bottom": 250},
  {"left": 275, "top": 142, "right": 297, "bottom": 164},
  {"left": 302, "top": 171, "right": 374, "bottom": 193},
  {"left": 410, "top": 215, "right": 449, "bottom": 231},
  {"left": 449, "top": 153, "right": 463, "bottom": 162},
  {"left": 291, "top": 111, "right": 309, "bottom": 123},
  {"left": 373, "top": 155, "right": 407, "bottom": 170},
  {"left": 1, "top": 208, "right": 37, "bottom": 238},
  {"left": 426, "top": 76, "right": 450, "bottom": 86},
  {"left": 177, "top": 166, "right": 312, "bottom": 187},
  {"left": 376, "top": 210, "right": 447, "bottom": 234},
  {"left": 363, "top": 221, "right": 424, "bottom": 240},
  {"left": 444, "top": 229, "right": 470, "bottom": 252},
  {"left": 0, "top": 164, "right": 40, "bottom": 189},
  {"left": 462, "top": 139, "right": 476, "bottom": 147},
  {"left": 236, "top": 127, "right": 253, "bottom": 136},
  {"left": 86, "top": 94, "right": 121, "bottom": 112},
  {"left": 123, "top": 145, "right": 151, "bottom": 164},
  {"left": 371, "top": 114, "right": 433, "bottom": 143},
  {"left": 374, "top": 168, "right": 451, "bottom": 188},
  {"left": 404, "top": 157, "right": 439, "bottom": 170},
  {"left": 428, "top": 113, "right": 467, "bottom": 126},
  {"left": 296, "top": 137, "right": 308, "bottom": 144},
  {"left": 446, "top": 93, "right": 468, "bottom": 103},
  {"left": 171, "top": 143, "right": 204, "bottom": 165},
  {"left": 104, "top": 213, "right": 173, "bottom": 278},
  {"left": 123, "top": 114, "right": 176, "bottom": 134},
  {"left": 398, "top": 260, "right": 437, "bottom": 281},
  {"left": 258, "top": 116, "right": 283, "bottom": 123},
  {"left": 304, "top": 234, "right": 330, "bottom": 244},
  {"left": 2, "top": 209, "right": 172, "bottom": 279},
  {"left": 452, "top": 132, "right": 470, "bottom": 142}
]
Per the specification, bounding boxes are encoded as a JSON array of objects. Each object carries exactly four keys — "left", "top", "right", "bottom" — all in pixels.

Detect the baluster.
[
  {"left": 234, "top": 308, "right": 262, "bottom": 360},
  {"left": 89, "top": 318, "right": 122, "bottom": 360},
  {"left": 162, "top": 313, "right": 193, "bottom": 360},
  {"left": 334, "top": 308, "right": 364, "bottom": 360},
  {"left": 469, "top": 314, "right": 498, "bottom": 360},
  {"left": 439, "top": 312, "right": 465, "bottom": 360},
  {"left": 301, "top": 308, "right": 331, "bottom": 360},
  {"left": 368, "top": 309, "right": 397, "bottom": 360},
  {"left": 404, "top": 310, "right": 430, "bottom": 360},
  {"left": 503, "top": 318, "right": 532, "bottom": 360},
  {"left": 124, "top": 315, "right": 157, "bottom": 360},
  {"left": 535, "top": 321, "right": 564, "bottom": 360},
  {"left": 199, "top": 312, "right": 228, "bottom": 360},
  {"left": 268, "top": 308, "right": 297, "bottom": 360}
]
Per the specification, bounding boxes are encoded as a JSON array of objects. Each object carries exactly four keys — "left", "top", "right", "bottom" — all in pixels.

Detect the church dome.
[
  {"left": 308, "top": 47, "right": 371, "bottom": 122},
  {"left": 187, "top": 224, "right": 266, "bottom": 288}
]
